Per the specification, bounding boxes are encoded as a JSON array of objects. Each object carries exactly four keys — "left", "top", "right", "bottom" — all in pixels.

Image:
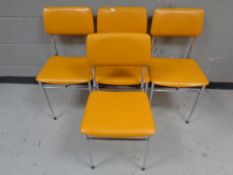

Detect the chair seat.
[
  {"left": 150, "top": 58, "right": 209, "bottom": 88},
  {"left": 36, "top": 56, "right": 92, "bottom": 84},
  {"left": 81, "top": 91, "right": 156, "bottom": 138},
  {"left": 96, "top": 67, "right": 150, "bottom": 85}
]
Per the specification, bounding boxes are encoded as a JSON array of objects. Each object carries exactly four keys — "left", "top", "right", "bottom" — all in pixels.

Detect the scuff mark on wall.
[{"left": 157, "top": 0, "right": 175, "bottom": 7}]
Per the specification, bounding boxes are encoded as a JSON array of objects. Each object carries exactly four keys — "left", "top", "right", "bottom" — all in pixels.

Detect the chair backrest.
[
  {"left": 86, "top": 33, "right": 151, "bottom": 66},
  {"left": 43, "top": 6, "right": 94, "bottom": 35},
  {"left": 151, "top": 8, "right": 204, "bottom": 37},
  {"left": 97, "top": 7, "right": 147, "bottom": 33}
]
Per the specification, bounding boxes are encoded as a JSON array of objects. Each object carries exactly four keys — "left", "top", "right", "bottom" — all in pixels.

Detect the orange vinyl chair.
[
  {"left": 149, "top": 8, "right": 209, "bottom": 123},
  {"left": 95, "top": 7, "right": 150, "bottom": 90},
  {"left": 80, "top": 33, "right": 156, "bottom": 170},
  {"left": 36, "top": 7, "right": 94, "bottom": 120}
]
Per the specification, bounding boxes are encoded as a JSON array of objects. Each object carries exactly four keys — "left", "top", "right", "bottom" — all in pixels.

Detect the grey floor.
[{"left": 0, "top": 84, "right": 233, "bottom": 175}]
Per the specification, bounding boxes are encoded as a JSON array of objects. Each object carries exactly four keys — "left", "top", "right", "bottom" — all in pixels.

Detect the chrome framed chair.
[
  {"left": 149, "top": 8, "right": 209, "bottom": 124},
  {"left": 80, "top": 33, "right": 156, "bottom": 170},
  {"left": 95, "top": 7, "right": 150, "bottom": 91},
  {"left": 36, "top": 7, "right": 94, "bottom": 120}
]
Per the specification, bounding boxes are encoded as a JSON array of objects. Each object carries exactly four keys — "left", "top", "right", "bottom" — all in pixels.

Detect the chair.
[
  {"left": 149, "top": 8, "right": 209, "bottom": 124},
  {"left": 80, "top": 33, "right": 156, "bottom": 170},
  {"left": 95, "top": 7, "right": 150, "bottom": 90},
  {"left": 36, "top": 7, "right": 94, "bottom": 120}
]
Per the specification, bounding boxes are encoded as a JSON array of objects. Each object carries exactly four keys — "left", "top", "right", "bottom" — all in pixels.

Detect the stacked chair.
[
  {"left": 36, "top": 7, "right": 94, "bottom": 120},
  {"left": 149, "top": 8, "right": 209, "bottom": 123},
  {"left": 36, "top": 6, "right": 209, "bottom": 170},
  {"left": 81, "top": 33, "right": 155, "bottom": 170},
  {"left": 95, "top": 7, "right": 150, "bottom": 90}
]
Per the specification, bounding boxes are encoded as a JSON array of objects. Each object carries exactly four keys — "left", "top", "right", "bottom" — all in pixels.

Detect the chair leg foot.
[
  {"left": 39, "top": 82, "right": 57, "bottom": 120},
  {"left": 185, "top": 87, "right": 205, "bottom": 124},
  {"left": 86, "top": 136, "right": 95, "bottom": 169},
  {"left": 91, "top": 166, "right": 95, "bottom": 169}
]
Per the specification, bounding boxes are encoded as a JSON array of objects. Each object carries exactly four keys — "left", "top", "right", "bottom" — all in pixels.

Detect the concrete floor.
[{"left": 0, "top": 84, "right": 233, "bottom": 175}]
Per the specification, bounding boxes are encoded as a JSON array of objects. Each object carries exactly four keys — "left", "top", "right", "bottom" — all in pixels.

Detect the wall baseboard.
[
  {"left": 206, "top": 82, "right": 233, "bottom": 90},
  {"left": 0, "top": 76, "right": 37, "bottom": 84},
  {"left": 0, "top": 76, "right": 233, "bottom": 90}
]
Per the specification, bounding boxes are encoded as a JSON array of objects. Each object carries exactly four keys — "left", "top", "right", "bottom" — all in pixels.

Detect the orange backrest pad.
[
  {"left": 43, "top": 7, "right": 94, "bottom": 35},
  {"left": 87, "top": 33, "right": 151, "bottom": 66},
  {"left": 151, "top": 8, "right": 204, "bottom": 36},
  {"left": 97, "top": 7, "right": 147, "bottom": 33}
]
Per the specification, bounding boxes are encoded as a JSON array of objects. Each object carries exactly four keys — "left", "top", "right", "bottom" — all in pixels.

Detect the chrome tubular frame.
[
  {"left": 187, "top": 37, "right": 196, "bottom": 58},
  {"left": 51, "top": 35, "right": 59, "bottom": 56},
  {"left": 141, "top": 66, "right": 145, "bottom": 91},
  {"left": 91, "top": 66, "right": 97, "bottom": 90},
  {"left": 144, "top": 83, "right": 149, "bottom": 92},
  {"left": 149, "top": 83, "right": 155, "bottom": 102},
  {"left": 86, "top": 136, "right": 95, "bottom": 169},
  {"left": 86, "top": 136, "right": 152, "bottom": 170},
  {"left": 150, "top": 84, "right": 206, "bottom": 123},
  {"left": 39, "top": 82, "right": 92, "bottom": 120},
  {"left": 142, "top": 136, "right": 152, "bottom": 171},
  {"left": 185, "top": 86, "right": 205, "bottom": 124},
  {"left": 151, "top": 36, "right": 196, "bottom": 59},
  {"left": 39, "top": 82, "right": 56, "bottom": 120}
]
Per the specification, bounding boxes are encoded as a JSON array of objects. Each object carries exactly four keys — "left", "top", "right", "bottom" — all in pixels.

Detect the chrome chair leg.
[
  {"left": 145, "top": 83, "right": 149, "bottom": 92},
  {"left": 88, "top": 81, "right": 92, "bottom": 92},
  {"left": 141, "top": 137, "right": 151, "bottom": 171},
  {"left": 86, "top": 136, "right": 95, "bottom": 169},
  {"left": 149, "top": 84, "right": 155, "bottom": 102},
  {"left": 185, "top": 86, "right": 205, "bottom": 124},
  {"left": 96, "top": 83, "right": 99, "bottom": 90},
  {"left": 39, "top": 82, "right": 57, "bottom": 120}
]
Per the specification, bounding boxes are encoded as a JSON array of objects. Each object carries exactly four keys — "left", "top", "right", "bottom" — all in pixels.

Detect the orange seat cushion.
[
  {"left": 81, "top": 91, "right": 156, "bottom": 138},
  {"left": 96, "top": 66, "right": 150, "bottom": 85},
  {"left": 36, "top": 56, "right": 92, "bottom": 84},
  {"left": 150, "top": 58, "right": 209, "bottom": 88}
]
